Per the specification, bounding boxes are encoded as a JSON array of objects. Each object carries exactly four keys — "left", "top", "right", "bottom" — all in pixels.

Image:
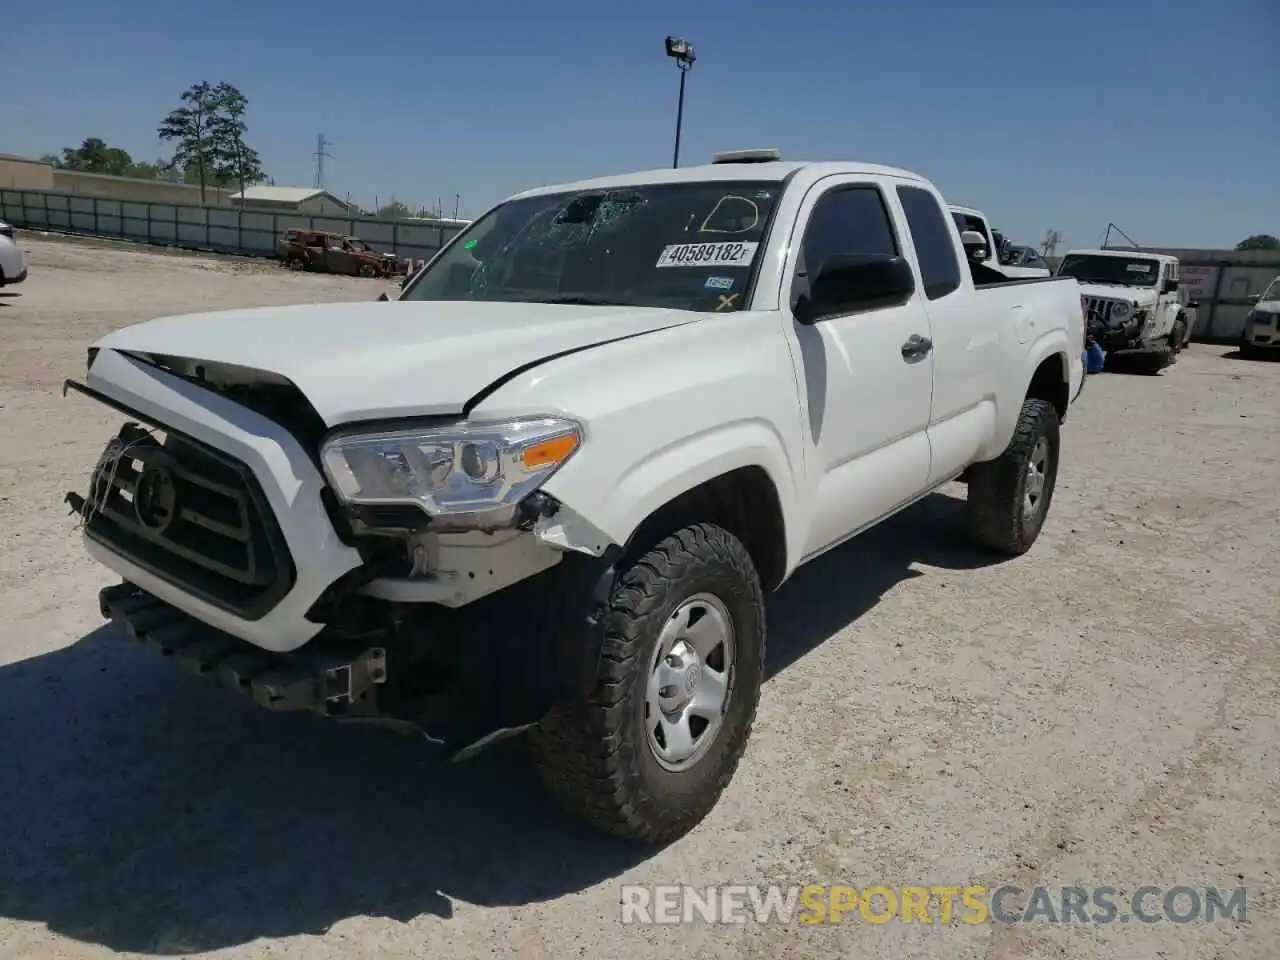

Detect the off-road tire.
[
  {"left": 528, "top": 522, "right": 766, "bottom": 844},
  {"left": 358, "top": 263, "right": 378, "bottom": 278},
  {"left": 1170, "top": 318, "right": 1188, "bottom": 356},
  {"left": 284, "top": 255, "right": 307, "bottom": 271},
  {"left": 1239, "top": 332, "right": 1260, "bottom": 361},
  {"left": 966, "top": 397, "right": 1060, "bottom": 556},
  {"left": 1134, "top": 344, "right": 1175, "bottom": 375}
]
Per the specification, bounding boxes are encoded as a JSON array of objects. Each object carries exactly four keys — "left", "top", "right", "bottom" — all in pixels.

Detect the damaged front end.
[{"left": 65, "top": 352, "right": 623, "bottom": 761}]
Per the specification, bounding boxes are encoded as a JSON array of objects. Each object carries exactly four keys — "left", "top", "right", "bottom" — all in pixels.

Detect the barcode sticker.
[{"left": 655, "top": 241, "right": 759, "bottom": 268}]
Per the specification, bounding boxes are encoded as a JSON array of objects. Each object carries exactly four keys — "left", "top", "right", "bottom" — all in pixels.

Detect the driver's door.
[{"left": 782, "top": 179, "right": 935, "bottom": 558}]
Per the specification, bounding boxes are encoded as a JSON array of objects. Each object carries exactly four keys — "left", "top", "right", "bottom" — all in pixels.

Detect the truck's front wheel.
[
  {"left": 966, "top": 397, "right": 1060, "bottom": 556},
  {"left": 529, "top": 522, "right": 765, "bottom": 844}
]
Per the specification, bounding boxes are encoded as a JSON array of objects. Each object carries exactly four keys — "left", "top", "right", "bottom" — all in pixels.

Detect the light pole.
[{"left": 665, "top": 36, "right": 695, "bottom": 168}]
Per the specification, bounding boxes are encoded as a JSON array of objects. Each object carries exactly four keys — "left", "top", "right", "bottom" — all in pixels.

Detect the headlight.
[
  {"left": 1111, "top": 301, "right": 1132, "bottom": 321},
  {"left": 320, "top": 416, "right": 582, "bottom": 520}
]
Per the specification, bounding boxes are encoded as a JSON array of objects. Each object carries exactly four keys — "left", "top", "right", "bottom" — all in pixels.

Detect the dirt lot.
[{"left": 0, "top": 236, "right": 1276, "bottom": 959}]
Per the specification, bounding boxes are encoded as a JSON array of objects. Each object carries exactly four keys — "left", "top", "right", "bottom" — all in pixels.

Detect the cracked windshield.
[{"left": 401, "top": 181, "right": 779, "bottom": 312}]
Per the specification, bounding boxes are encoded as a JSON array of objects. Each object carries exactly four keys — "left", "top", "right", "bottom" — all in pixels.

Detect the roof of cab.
[
  {"left": 1064, "top": 248, "right": 1179, "bottom": 263},
  {"left": 507, "top": 159, "right": 929, "bottom": 202}
]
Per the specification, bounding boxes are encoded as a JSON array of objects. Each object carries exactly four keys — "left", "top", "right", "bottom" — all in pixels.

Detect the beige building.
[
  {"left": 229, "top": 186, "right": 353, "bottom": 216},
  {"left": 52, "top": 169, "right": 237, "bottom": 206},
  {"left": 0, "top": 153, "right": 55, "bottom": 190},
  {"left": 1, "top": 152, "right": 344, "bottom": 211}
]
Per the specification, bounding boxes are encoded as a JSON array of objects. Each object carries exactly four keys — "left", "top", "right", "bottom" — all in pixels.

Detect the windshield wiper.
[{"left": 532, "top": 295, "right": 636, "bottom": 307}]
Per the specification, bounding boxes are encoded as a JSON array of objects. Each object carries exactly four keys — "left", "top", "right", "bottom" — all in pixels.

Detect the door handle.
[{"left": 901, "top": 334, "right": 933, "bottom": 362}]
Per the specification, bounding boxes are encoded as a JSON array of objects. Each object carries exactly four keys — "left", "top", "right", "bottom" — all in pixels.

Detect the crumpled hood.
[
  {"left": 1076, "top": 282, "right": 1158, "bottom": 308},
  {"left": 92, "top": 300, "right": 699, "bottom": 425}
]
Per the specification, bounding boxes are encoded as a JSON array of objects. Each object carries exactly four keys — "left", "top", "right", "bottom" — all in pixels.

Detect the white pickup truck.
[
  {"left": 65, "top": 149, "right": 1085, "bottom": 843},
  {"left": 949, "top": 205, "right": 1050, "bottom": 279},
  {"left": 1056, "top": 248, "right": 1196, "bottom": 373}
]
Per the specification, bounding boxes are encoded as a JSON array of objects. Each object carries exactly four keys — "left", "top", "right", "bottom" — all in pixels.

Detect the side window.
[
  {"left": 792, "top": 185, "right": 899, "bottom": 306},
  {"left": 898, "top": 186, "right": 962, "bottom": 300}
]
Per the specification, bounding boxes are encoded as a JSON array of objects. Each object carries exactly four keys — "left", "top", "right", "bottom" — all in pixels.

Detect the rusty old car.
[{"left": 278, "top": 228, "right": 398, "bottom": 278}]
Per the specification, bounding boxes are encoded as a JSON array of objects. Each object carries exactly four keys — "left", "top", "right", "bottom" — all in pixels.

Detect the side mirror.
[
  {"left": 798, "top": 253, "right": 916, "bottom": 323},
  {"left": 1247, "top": 293, "right": 1261, "bottom": 303},
  {"left": 959, "top": 230, "right": 988, "bottom": 263},
  {"left": 1187, "top": 299, "right": 1200, "bottom": 309},
  {"left": 1162, "top": 278, "right": 1179, "bottom": 294}
]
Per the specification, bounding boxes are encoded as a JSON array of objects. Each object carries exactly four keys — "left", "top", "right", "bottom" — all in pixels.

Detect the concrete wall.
[
  {"left": 50, "top": 169, "right": 237, "bottom": 207},
  {"left": 0, "top": 187, "right": 466, "bottom": 264},
  {"left": 0, "top": 155, "right": 55, "bottom": 191}
]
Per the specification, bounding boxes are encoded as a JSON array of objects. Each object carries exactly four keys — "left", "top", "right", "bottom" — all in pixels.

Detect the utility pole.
[{"left": 312, "top": 133, "right": 333, "bottom": 190}]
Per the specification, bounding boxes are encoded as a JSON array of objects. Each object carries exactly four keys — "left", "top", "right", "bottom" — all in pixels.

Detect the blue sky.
[{"left": 2, "top": 0, "right": 1276, "bottom": 251}]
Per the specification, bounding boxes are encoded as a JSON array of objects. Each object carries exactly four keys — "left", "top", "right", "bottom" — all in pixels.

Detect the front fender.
[
  {"left": 542, "top": 418, "right": 802, "bottom": 567},
  {"left": 473, "top": 312, "right": 808, "bottom": 576}
]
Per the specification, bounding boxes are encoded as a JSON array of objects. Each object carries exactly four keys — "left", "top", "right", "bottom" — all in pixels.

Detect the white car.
[
  {"left": 1057, "top": 248, "right": 1195, "bottom": 373},
  {"left": 1239, "top": 275, "right": 1280, "bottom": 360},
  {"left": 65, "top": 149, "right": 1085, "bottom": 843},
  {"left": 0, "top": 219, "right": 27, "bottom": 288}
]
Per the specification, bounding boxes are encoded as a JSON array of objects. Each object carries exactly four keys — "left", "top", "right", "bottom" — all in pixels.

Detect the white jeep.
[
  {"left": 1057, "top": 248, "right": 1195, "bottom": 373},
  {"left": 66, "top": 150, "right": 1085, "bottom": 843}
]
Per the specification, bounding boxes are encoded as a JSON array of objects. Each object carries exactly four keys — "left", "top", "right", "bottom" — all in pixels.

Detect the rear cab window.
[{"left": 899, "top": 186, "right": 963, "bottom": 299}]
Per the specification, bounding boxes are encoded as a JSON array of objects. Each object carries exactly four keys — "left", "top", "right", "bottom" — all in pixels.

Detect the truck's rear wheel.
[
  {"left": 966, "top": 397, "right": 1060, "bottom": 556},
  {"left": 529, "top": 522, "right": 765, "bottom": 844}
]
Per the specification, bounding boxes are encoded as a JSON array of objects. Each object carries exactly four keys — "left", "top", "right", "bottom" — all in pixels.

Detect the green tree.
[
  {"left": 1236, "top": 234, "right": 1280, "bottom": 252},
  {"left": 49, "top": 137, "right": 134, "bottom": 175},
  {"left": 376, "top": 200, "right": 412, "bottom": 219},
  {"left": 209, "top": 82, "right": 266, "bottom": 201},
  {"left": 160, "top": 81, "right": 267, "bottom": 203},
  {"left": 158, "top": 81, "right": 223, "bottom": 203}
]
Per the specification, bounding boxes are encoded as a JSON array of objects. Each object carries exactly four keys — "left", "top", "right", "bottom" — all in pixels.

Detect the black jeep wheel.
[
  {"left": 358, "top": 263, "right": 378, "bottom": 278},
  {"left": 1239, "top": 326, "right": 1261, "bottom": 361},
  {"left": 1136, "top": 343, "right": 1175, "bottom": 374},
  {"left": 529, "top": 522, "right": 765, "bottom": 844},
  {"left": 966, "top": 398, "right": 1060, "bottom": 556},
  {"left": 285, "top": 255, "right": 307, "bottom": 271}
]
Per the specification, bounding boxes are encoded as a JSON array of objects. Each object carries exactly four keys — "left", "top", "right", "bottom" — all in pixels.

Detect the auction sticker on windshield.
[{"left": 656, "top": 241, "right": 759, "bottom": 268}]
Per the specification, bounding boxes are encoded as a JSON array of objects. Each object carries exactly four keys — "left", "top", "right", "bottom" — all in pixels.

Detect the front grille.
[
  {"left": 1083, "top": 296, "right": 1120, "bottom": 325},
  {"left": 82, "top": 421, "right": 295, "bottom": 620}
]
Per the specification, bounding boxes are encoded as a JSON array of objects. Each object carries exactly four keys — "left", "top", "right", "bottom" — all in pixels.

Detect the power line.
[{"left": 312, "top": 133, "right": 333, "bottom": 190}]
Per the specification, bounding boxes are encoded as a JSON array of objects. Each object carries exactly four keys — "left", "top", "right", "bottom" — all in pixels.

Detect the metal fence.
[{"left": 0, "top": 189, "right": 468, "bottom": 265}]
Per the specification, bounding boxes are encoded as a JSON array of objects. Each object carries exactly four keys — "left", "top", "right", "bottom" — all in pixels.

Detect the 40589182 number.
[{"left": 655, "top": 241, "right": 759, "bottom": 268}]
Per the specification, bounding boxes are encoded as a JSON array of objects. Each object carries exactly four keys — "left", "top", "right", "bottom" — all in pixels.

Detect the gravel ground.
[{"left": 0, "top": 236, "right": 1276, "bottom": 960}]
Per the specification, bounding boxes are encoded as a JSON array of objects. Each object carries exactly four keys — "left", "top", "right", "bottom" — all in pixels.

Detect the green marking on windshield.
[{"left": 464, "top": 239, "right": 478, "bottom": 249}]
